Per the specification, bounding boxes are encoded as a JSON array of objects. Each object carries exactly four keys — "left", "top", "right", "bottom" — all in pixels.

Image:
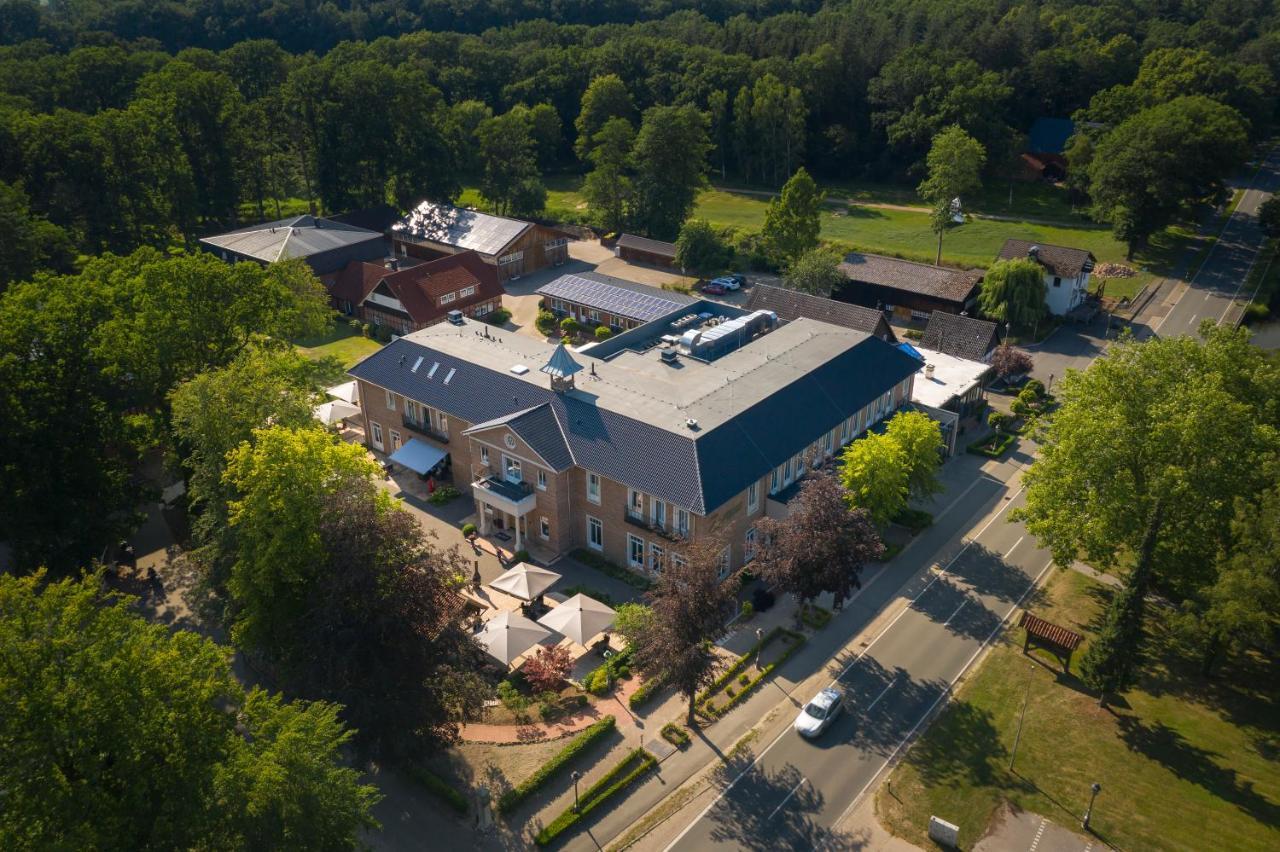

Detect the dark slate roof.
[
  {"left": 997, "top": 239, "right": 1095, "bottom": 279},
  {"left": 351, "top": 333, "right": 920, "bottom": 515},
  {"left": 466, "top": 404, "right": 574, "bottom": 471},
  {"left": 920, "top": 312, "right": 999, "bottom": 361},
  {"left": 537, "top": 272, "right": 695, "bottom": 323},
  {"left": 617, "top": 233, "right": 677, "bottom": 258},
  {"left": 839, "top": 253, "right": 984, "bottom": 304},
  {"left": 392, "top": 200, "right": 530, "bottom": 256},
  {"left": 1028, "top": 118, "right": 1075, "bottom": 155},
  {"left": 746, "top": 284, "right": 893, "bottom": 340}
]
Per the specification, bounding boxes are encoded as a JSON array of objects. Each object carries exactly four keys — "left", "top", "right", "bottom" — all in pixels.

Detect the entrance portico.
[{"left": 472, "top": 475, "right": 537, "bottom": 551}]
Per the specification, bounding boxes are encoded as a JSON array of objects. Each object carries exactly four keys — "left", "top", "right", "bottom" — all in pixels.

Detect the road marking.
[
  {"left": 942, "top": 599, "right": 968, "bottom": 628},
  {"left": 863, "top": 677, "right": 896, "bottom": 713},
  {"left": 1005, "top": 536, "right": 1025, "bottom": 559},
  {"left": 831, "top": 557, "right": 1056, "bottom": 832},
  {"left": 1029, "top": 816, "right": 1047, "bottom": 851},
  {"left": 930, "top": 474, "right": 988, "bottom": 525},
  {"left": 766, "top": 777, "right": 808, "bottom": 821},
  {"left": 663, "top": 485, "right": 1029, "bottom": 852}
]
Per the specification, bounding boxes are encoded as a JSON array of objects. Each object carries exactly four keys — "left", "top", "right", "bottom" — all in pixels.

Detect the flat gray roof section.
[
  {"left": 200, "top": 215, "right": 383, "bottom": 263},
  {"left": 537, "top": 272, "right": 696, "bottom": 323},
  {"left": 617, "top": 233, "right": 677, "bottom": 257},
  {"left": 392, "top": 201, "right": 531, "bottom": 257}
]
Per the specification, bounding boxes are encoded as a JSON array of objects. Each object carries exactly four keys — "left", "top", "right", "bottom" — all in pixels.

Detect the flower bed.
[
  {"left": 534, "top": 748, "right": 657, "bottom": 846},
  {"left": 660, "top": 722, "right": 690, "bottom": 748},
  {"left": 584, "top": 646, "right": 632, "bottom": 695},
  {"left": 571, "top": 548, "right": 654, "bottom": 590},
  {"left": 696, "top": 629, "right": 805, "bottom": 721},
  {"left": 405, "top": 765, "right": 469, "bottom": 815},
  {"left": 496, "top": 715, "right": 616, "bottom": 814},
  {"left": 967, "top": 432, "right": 1015, "bottom": 458}
]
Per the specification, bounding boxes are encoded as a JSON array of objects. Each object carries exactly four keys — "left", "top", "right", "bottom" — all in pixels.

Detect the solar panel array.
[
  {"left": 393, "top": 202, "right": 529, "bottom": 256},
  {"left": 537, "top": 274, "right": 691, "bottom": 323}
]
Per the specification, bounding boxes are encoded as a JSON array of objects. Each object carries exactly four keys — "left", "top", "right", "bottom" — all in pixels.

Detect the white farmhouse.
[{"left": 997, "top": 239, "right": 1096, "bottom": 317}]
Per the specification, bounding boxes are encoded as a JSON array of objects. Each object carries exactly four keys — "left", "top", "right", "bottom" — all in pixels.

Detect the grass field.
[
  {"left": 875, "top": 570, "right": 1280, "bottom": 852},
  {"left": 294, "top": 322, "right": 383, "bottom": 368}
]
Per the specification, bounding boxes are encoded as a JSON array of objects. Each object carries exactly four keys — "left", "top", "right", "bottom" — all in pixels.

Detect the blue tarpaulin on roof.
[
  {"left": 897, "top": 341, "right": 925, "bottom": 361},
  {"left": 390, "top": 438, "right": 448, "bottom": 474}
]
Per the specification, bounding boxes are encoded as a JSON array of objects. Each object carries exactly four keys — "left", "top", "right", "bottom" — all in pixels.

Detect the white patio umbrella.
[
  {"left": 538, "top": 594, "right": 616, "bottom": 645},
  {"left": 476, "top": 611, "right": 553, "bottom": 665},
  {"left": 313, "top": 400, "right": 361, "bottom": 425},
  {"left": 326, "top": 381, "right": 359, "bottom": 404},
  {"left": 489, "top": 563, "right": 562, "bottom": 602}
]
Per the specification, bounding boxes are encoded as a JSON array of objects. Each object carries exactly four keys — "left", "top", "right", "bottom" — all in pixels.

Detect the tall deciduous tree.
[
  {"left": 761, "top": 167, "right": 822, "bottom": 263},
  {"left": 783, "top": 248, "right": 844, "bottom": 296},
  {"left": 840, "top": 432, "right": 910, "bottom": 527},
  {"left": 630, "top": 104, "right": 710, "bottom": 241},
  {"left": 917, "top": 125, "right": 985, "bottom": 265},
  {"left": 1014, "top": 324, "right": 1280, "bottom": 602},
  {"left": 0, "top": 179, "right": 75, "bottom": 290},
  {"left": 884, "top": 410, "right": 944, "bottom": 499},
  {"left": 674, "top": 218, "right": 732, "bottom": 276},
  {"left": 632, "top": 534, "right": 736, "bottom": 724},
  {"left": 581, "top": 116, "right": 635, "bottom": 235},
  {"left": 978, "top": 258, "right": 1047, "bottom": 329},
  {"left": 574, "top": 74, "right": 634, "bottom": 161},
  {"left": 223, "top": 425, "right": 384, "bottom": 656},
  {"left": 1088, "top": 96, "right": 1249, "bottom": 258},
  {"left": 478, "top": 108, "right": 546, "bottom": 218},
  {"left": 756, "top": 471, "right": 883, "bottom": 613},
  {"left": 0, "top": 572, "right": 379, "bottom": 849}
]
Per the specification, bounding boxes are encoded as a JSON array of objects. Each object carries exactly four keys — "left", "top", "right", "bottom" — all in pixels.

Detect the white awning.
[
  {"left": 326, "top": 381, "right": 359, "bottom": 404},
  {"left": 313, "top": 400, "right": 361, "bottom": 425},
  {"left": 389, "top": 438, "right": 448, "bottom": 475}
]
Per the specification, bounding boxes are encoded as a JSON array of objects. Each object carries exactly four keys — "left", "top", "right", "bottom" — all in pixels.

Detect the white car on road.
[{"left": 794, "top": 687, "right": 844, "bottom": 738}]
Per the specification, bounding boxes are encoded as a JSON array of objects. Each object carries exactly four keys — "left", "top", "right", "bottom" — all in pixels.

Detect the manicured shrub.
[
  {"left": 738, "top": 673, "right": 750, "bottom": 686},
  {"left": 497, "top": 680, "right": 529, "bottom": 713},
  {"left": 967, "top": 432, "right": 1016, "bottom": 458},
  {"left": 461, "top": 522, "right": 477, "bottom": 538},
  {"left": 1023, "top": 378, "right": 1046, "bottom": 397},
  {"left": 739, "top": 599, "right": 754, "bottom": 620},
  {"left": 799, "top": 604, "right": 832, "bottom": 630},
  {"left": 560, "top": 316, "right": 580, "bottom": 334},
  {"left": 511, "top": 549, "right": 531, "bottom": 564},
  {"left": 405, "top": 765, "right": 469, "bottom": 815},
  {"left": 629, "top": 673, "right": 666, "bottom": 710},
  {"left": 535, "top": 309, "right": 558, "bottom": 335},
  {"left": 534, "top": 749, "right": 657, "bottom": 846},
  {"left": 427, "top": 484, "right": 461, "bottom": 505},
  {"left": 699, "top": 631, "right": 806, "bottom": 720},
  {"left": 571, "top": 549, "right": 654, "bottom": 590},
  {"left": 360, "top": 322, "right": 372, "bottom": 338},
  {"left": 1010, "top": 397, "right": 1033, "bottom": 417},
  {"left": 487, "top": 307, "right": 512, "bottom": 325},
  {"left": 595, "top": 325, "right": 612, "bottom": 340},
  {"left": 496, "top": 716, "right": 616, "bottom": 814},
  {"left": 988, "top": 411, "right": 1011, "bottom": 434},
  {"left": 660, "top": 722, "right": 690, "bottom": 748}
]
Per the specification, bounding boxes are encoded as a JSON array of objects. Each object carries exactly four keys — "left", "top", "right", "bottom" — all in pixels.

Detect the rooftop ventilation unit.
[
  {"left": 660, "top": 349, "right": 678, "bottom": 364},
  {"left": 510, "top": 364, "right": 529, "bottom": 375},
  {"left": 686, "top": 418, "right": 699, "bottom": 430},
  {"left": 447, "top": 309, "right": 464, "bottom": 325},
  {"left": 925, "top": 363, "right": 936, "bottom": 380}
]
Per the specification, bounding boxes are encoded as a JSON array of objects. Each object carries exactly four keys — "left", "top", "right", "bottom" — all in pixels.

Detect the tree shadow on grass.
[
  {"left": 1117, "top": 715, "right": 1280, "bottom": 826},
  {"left": 902, "top": 699, "right": 1008, "bottom": 789}
]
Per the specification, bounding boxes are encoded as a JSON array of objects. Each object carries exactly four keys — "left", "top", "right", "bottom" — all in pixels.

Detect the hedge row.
[
  {"left": 660, "top": 722, "right": 690, "bottom": 748},
  {"left": 405, "top": 765, "right": 469, "bottom": 815},
  {"left": 584, "top": 646, "right": 633, "bottom": 695},
  {"left": 570, "top": 548, "right": 655, "bottom": 590},
  {"left": 534, "top": 749, "right": 658, "bottom": 846},
  {"left": 628, "top": 672, "right": 667, "bottom": 710},
  {"left": 799, "top": 604, "right": 832, "bottom": 630},
  {"left": 696, "top": 626, "right": 785, "bottom": 705},
  {"left": 496, "top": 716, "right": 616, "bottom": 814},
  {"left": 699, "top": 631, "right": 805, "bottom": 720},
  {"left": 967, "top": 432, "right": 1016, "bottom": 458}
]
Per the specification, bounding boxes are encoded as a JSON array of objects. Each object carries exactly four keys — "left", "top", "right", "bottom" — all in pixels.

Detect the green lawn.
[
  {"left": 876, "top": 570, "right": 1280, "bottom": 852},
  {"left": 294, "top": 322, "right": 383, "bottom": 368}
]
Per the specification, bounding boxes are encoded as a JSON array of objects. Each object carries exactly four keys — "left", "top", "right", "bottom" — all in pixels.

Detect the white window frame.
[
  {"left": 587, "top": 472, "right": 601, "bottom": 504},
  {"left": 385, "top": 390, "right": 396, "bottom": 411},
  {"left": 390, "top": 430, "right": 402, "bottom": 452},
  {"left": 747, "top": 481, "right": 759, "bottom": 514},
  {"left": 627, "top": 488, "right": 644, "bottom": 519},
  {"left": 545, "top": 237, "right": 568, "bottom": 250},
  {"left": 587, "top": 516, "right": 603, "bottom": 550},
  {"left": 540, "top": 517, "right": 550, "bottom": 540},
  {"left": 675, "top": 508, "right": 689, "bottom": 537},
  {"left": 745, "top": 527, "right": 757, "bottom": 563},
  {"left": 503, "top": 455, "right": 521, "bottom": 484},
  {"left": 770, "top": 467, "right": 780, "bottom": 495},
  {"left": 717, "top": 547, "right": 731, "bottom": 580},
  {"left": 628, "top": 534, "right": 645, "bottom": 569},
  {"left": 459, "top": 285, "right": 476, "bottom": 298},
  {"left": 783, "top": 458, "right": 793, "bottom": 486},
  {"left": 649, "top": 542, "right": 665, "bottom": 574},
  {"left": 498, "top": 250, "right": 524, "bottom": 265},
  {"left": 480, "top": 446, "right": 489, "bottom": 467},
  {"left": 439, "top": 292, "right": 456, "bottom": 305},
  {"left": 438, "top": 413, "right": 448, "bottom": 436},
  {"left": 536, "top": 470, "right": 547, "bottom": 491},
  {"left": 651, "top": 498, "right": 667, "bottom": 528},
  {"left": 371, "top": 422, "right": 384, "bottom": 451}
]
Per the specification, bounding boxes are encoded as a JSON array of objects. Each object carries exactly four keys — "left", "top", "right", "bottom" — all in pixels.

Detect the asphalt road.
[
  {"left": 1156, "top": 150, "right": 1280, "bottom": 338},
  {"left": 664, "top": 485, "right": 1053, "bottom": 852}
]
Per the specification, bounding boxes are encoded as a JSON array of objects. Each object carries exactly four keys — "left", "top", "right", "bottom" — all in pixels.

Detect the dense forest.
[{"left": 1, "top": 0, "right": 1276, "bottom": 278}]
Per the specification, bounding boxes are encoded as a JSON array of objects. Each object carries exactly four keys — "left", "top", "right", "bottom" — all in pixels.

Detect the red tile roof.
[{"left": 334, "top": 251, "right": 503, "bottom": 326}]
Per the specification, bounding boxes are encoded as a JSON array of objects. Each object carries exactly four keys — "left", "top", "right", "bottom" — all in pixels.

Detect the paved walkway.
[
  {"left": 975, "top": 804, "right": 1112, "bottom": 852},
  {"left": 460, "top": 675, "right": 645, "bottom": 743}
]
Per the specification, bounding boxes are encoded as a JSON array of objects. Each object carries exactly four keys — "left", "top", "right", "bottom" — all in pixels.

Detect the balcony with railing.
[
  {"left": 472, "top": 474, "right": 537, "bottom": 515},
  {"left": 401, "top": 415, "right": 450, "bottom": 444},
  {"left": 623, "top": 509, "right": 684, "bottom": 543}
]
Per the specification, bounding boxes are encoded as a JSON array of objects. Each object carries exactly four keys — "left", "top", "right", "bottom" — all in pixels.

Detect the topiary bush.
[
  {"left": 595, "top": 325, "right": 612, "bottom": 340},
  {"left": 461, "top": 522, "right": 477, "bottom": 538},
  {"left": 535, "top": 308, "right": 558, "bottom": 335},
  {"left": 560, "top": 316, "right": 580, "bottom": 335}
]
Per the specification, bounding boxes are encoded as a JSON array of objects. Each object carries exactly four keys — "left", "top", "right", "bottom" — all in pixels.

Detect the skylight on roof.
[
  {"left": 443, "top": 368, "right": 456, "bottom": 384},
  {"left": 510, "top": 365, "right": 529, "bottom": 375},
  {"left": 411, "top": 355, "right": 424, "bottom": 372},
  {"left": 427, "top": 362, "right": 439, "bottom": 378}
]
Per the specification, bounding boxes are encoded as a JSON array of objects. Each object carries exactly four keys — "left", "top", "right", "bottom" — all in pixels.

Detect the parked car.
[
  {"left": 726, "top": 273, "right": 747, "bottom": 287},
  {"left": 710, "top": 275, "right": 741, "bottom": 291},
  {"left": 794, "top": 687, "right": 844, "bottom": 738},
  {"left": 702, "top": 281, "right": 727, "bottom": 295}
]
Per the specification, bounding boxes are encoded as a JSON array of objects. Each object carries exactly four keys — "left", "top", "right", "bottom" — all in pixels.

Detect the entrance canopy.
[{"left": 390, "top": 438, "right": 448, "bottom": 475}]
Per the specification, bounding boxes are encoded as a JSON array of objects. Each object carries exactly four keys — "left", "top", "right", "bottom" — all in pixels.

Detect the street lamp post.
[
  {"left": 570, "top": 770, "right": 582, "bottom": 813},
  {"left": 754, "top": 627, "right": 765, "bottom": 670},
  {"left": 1083, "top": 782, "right": 1102, "bottom": 831},
  {"left": 1047, "top": 373, "right": 1054, "bottom": 395},
  {"left": 1008, "top": 664, "right": 1034, "bottom": 771}
]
